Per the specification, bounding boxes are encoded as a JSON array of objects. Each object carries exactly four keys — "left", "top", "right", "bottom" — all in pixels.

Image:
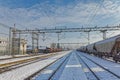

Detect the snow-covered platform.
[
  {"left": 33, "top": 51, "right": 88, "bottom": 80},
  {"left": 58, "top": 51, "right": 88, "bottom": 80}
]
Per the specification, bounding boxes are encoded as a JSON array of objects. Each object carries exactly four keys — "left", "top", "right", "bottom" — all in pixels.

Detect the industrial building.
[
  {"left": 0, "top": 37, "right": 8, "bottom": 55},
  {"left": 12, "top": 38, "right": 27, "bottom": 55}
]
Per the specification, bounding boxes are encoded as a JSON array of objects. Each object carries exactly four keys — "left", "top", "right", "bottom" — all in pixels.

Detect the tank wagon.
[
  {"left": 78, "top": 35, "right": 120, "bottom": 62},
  {"left": 86, "top": 43, "right": 96, "bottom": 54},
  {"left": 78, "top": 46, "right": 87, "bottom": 52}
]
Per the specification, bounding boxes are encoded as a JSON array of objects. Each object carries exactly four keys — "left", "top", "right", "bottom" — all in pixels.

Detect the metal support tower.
[
  {"left": 11, "top": 27, "right": 17, "bottom": 56},
  {"left": 57, "top": 32, "right": 61, "bottom": 49},
  {"left": 100, "top": 30, "right": 107, "bottom": 40},
  {"left": 9, "top": 27, "right": 12, "bottom": 55},
  {"left": 18, "top": 31, "right": 21, "bottom": 54},
  {"left": 32, "top": 32, "right": 39, "bottom": 54},
  {"left": 84, "top": 30, "right": 91, "bottom": 45},
  {"left": 87, "top": 31, "right": 90, "bottom": 45},
  {"left": 41, "top": 32, "right": 46, "bottom": 41}
]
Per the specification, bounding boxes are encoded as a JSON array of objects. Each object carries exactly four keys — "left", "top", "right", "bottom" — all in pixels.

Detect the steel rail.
[
  {"left": 25, "top": 53, "right": 71, "bottom": 80},
  {"left": 78, "top": 52, "right": 120, "bottom": 79}
]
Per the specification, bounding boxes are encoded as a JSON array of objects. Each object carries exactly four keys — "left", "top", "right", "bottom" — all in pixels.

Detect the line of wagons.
[
  {"left": 77, "top": 35, "right": 120, "bottom": 62},
  {"left": 27, "top": 46, "right": 62, "bottom": 54}
]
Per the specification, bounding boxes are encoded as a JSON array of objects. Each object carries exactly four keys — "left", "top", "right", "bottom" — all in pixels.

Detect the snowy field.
[
  {"left": 0, "top": 51, "right": 70, "bottom": 80},
  {"left": 0, "top": 54, "right": 29, "bottom": 60},
  {"left": 0, "top": 51, "right": 67, "bottom": 64}
]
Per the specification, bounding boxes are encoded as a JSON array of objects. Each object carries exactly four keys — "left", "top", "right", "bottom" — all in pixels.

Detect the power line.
[
  {"left": 16, "top": 23, "right": 28, "bottom": 29},
  {"left": 86, "top": 3, "right": 100, "bottom": 26},
  {"left": 0, "top": 32, "right": 9, "bottom": 36},
  {"left": 0, "top": 23, "right": 11, "bottom": 29},
  {"left": 86, "top": 0, "right": 104, "bottom": 26}
]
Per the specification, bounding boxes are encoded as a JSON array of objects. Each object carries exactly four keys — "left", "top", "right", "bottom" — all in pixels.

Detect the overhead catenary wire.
[
  {"left": 86, "top": 0, "right": 105, "bottom": 27},
  {"left": 85, "top": 3, "right": 100, "bottom": 27},
  {"left": 0, "top": 32, "right": 9, "bottom": 36},
  {"left": 0, "top": 22, "right": 11, "bottom": 29}
]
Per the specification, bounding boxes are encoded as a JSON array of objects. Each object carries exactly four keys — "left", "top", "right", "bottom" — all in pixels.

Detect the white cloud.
[
  {"left": 0, "top": 0, "right": 120, "bottom": 45},
  {"left": 0, "top": 0, "right": 120, "bottom": 29}
]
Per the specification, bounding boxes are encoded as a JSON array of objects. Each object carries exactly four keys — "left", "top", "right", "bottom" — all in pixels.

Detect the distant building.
[
  {"left": 0, "top": 37, "right": 9, "bottom": 55},
  {"left": 12, "top": 38, "right": 27, "bottom": 55}
]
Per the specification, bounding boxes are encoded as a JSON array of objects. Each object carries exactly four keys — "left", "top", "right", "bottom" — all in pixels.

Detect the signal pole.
[
  {"left": 57, "top": 32, "right": 61, "bottom": 49},
  {"left": 100, "top": 30, "right": 107, "bottom": 40}
]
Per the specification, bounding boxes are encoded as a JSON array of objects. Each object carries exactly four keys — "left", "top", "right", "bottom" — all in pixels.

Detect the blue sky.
[
  {"left": 0, "top": 0, "right": 120, "bottom": 47},
  {"left": 0, "top": 0, "right": 40, "bottom": 8},
  {"left": 0, "top": 0, "right": 76, "bottom": 8},
  {"left": 0, "top": 0, "right": 100, "bottom": 8},
  {"left": 0, "top": 0, "right": 119, "bottom": 28}
]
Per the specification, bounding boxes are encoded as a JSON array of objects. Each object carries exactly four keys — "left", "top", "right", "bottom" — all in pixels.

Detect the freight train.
[
  {"left": 27, "top": 46, "right": 62, "bottom": 54},
  {"left": 77, "top": 35, "right": 120, "bottom": 62}
]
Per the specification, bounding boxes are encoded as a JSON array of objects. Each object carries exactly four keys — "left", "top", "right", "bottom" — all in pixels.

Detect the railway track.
[
  {"left": 25, "top": 53, "right": 71, "bottom": 80},
  {"left": 87, "top": 53, "right": 116, "bottom": 63},
  {"left": 76, "top": 52, "right": 120, "bottom": 80},
  {"left": 0, "top": 53, "right": 58, "bottom": 73},
  {"left": 0, "top": 53, "right": 50, "bottom": 61}
]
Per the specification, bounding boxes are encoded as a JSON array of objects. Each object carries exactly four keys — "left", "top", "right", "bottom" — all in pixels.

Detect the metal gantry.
[
  {"left": 13, "top": 25, "right": 120, "bottom": 42},
  {"left": 32, "top": 32, "right": 39, "bottom": 54},
  {"left": 14, "top": 25, "right": 120, "bottom": 43},
  {"left": 15, "top": 25, "right": 120, "bottom": 33},
  {"left": 9, "top": 24, "right": 120, "bottom": 55}
]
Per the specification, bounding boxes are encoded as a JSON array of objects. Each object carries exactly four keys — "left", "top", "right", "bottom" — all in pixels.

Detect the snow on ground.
[
  {"left": 77, "top": 52, "right": 119, "bottom": 80},
  {"left": 0, "top": 51, "right": 68, "bottom": 64},
  {"left": 34, "top": 53, "right": 69, "bottom": 80},
  {"left": 76, "top": 53, "right": 97, "bottom": 80},
  {"left": 59, "top": 51, "right": 88, "bottom": 80},
  {"left": 0, "top": 51, "right": 71, "bottom": 60},
  {"left": 0, "top": 51, "right": 70, "bottom": 80},
  {"left": 0, "top": 55, "right": 42, "bottom": 64},
  {"left": 78, "top": 51, "right": 120, "bottom": 78},
  {"left": 0, "top": 54, "right": 29, "bottom": 59}
]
